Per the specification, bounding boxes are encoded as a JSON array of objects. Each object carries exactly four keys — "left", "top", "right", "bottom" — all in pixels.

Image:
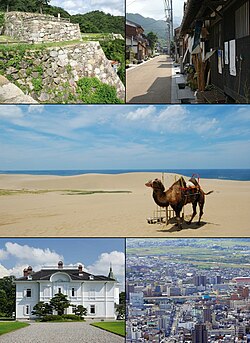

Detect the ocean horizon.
[{"left": 0, "top": 169, "right": 250, "bottom": 181}]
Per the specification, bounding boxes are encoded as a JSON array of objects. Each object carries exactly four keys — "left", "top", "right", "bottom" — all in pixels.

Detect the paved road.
[
  {"left": 0, "top": 322, "right": 124, "bottom": 343},
  {"left": 126, "top": 55, "right": 172, "bottom": 103}
]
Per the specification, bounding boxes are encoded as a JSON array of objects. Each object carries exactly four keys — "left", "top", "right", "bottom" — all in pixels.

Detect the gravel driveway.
[{"left": 0, "top": 322, "right": 124, "bottom": 343}]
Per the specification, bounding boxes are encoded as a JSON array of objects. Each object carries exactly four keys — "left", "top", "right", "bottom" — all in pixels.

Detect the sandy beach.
[{"left": 0, "top": 172, "right": 249, "bottom": 237}]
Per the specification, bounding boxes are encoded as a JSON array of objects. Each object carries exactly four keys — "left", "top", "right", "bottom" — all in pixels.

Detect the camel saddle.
[{"left": 181, "top": 177, "right": 200, "bottom": 200}]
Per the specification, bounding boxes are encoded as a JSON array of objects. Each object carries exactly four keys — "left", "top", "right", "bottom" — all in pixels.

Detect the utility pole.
[{"left": 163, "top": 0, "right": 173, "bottom": 56}]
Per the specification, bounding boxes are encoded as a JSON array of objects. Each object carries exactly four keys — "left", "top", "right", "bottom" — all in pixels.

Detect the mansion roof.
[{"left": 16, "top": 267, "right": 116, "bottom": 282}]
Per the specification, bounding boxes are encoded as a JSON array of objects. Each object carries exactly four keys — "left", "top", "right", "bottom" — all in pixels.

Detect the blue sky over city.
[
  {"left": 0, "top": 104, "right": 249, "bottom": 170},
  {"left": 0, "top": 238, "right": 125, "bottom": 287}
]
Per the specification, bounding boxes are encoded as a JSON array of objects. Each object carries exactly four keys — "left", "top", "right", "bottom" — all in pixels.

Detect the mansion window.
[
  {"left": 72, "top": 288, "right": 75, "bottom": 297},
  {"left": 24, "top": 305, "right": 30, "bottom": 315},
  {"left": 58, "top": 288, "right": 62, "bottom": 294},
  {"left": 24, "top": 289, "right": 32, "bottom": 297},
  {"left": 90, "top": 305, "right": 96, "bottom": 314}
]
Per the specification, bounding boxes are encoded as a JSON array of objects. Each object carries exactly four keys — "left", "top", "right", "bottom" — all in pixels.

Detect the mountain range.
[{"left": 127, "top": 13, "right": 181, "bottom": 46}]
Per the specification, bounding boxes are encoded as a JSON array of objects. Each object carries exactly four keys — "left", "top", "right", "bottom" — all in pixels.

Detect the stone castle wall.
[
  {"left": 4, "top": 11, "right": 81, "bottom": 43},
  {"left": 1, "top": 42, "right": 125, "bottom": 102}
]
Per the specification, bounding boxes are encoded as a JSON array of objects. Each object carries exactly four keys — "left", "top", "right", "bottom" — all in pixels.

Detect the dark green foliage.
[
  {"left": 127, "top": 13, "right": 167, "bottom": 47},
  {"left": 0, "top": 12, "right": 5, "bottom": 27},
  {"left": 0, "top": 0, "right": 70, "bottom": 18},
  {"left": 41, "top": 314, "right": 62, "bottom": 322},
  {"left": 0, "top": 276, "right": 16, "bottom": 317},
  {"left": 71, "top": 11, "right": 124, "bottom": 35},
  {"left": 61, "top": 314, "right": 83, "bottom": 321},
  {"left": 116, "top": 292, "right": 125, "bottom": 319},
  {"left": 100, "top": 39, "right": 125, "bottom": 84},
  {"left": 40, "top": 314, "right": 83, "bottom": 322},
  {"left": 72, "top": 305, "right": 87, "bottom": 317},
  {"left": 44, "top": 6, "right": 70, "bottom": 18},
  {"left": 32, "top": 302, "right": 52, "bottom": 317},
  {"left": 32, "top": 77, "right": 42, "bottom": 93},
  {"left": 49, "top": 293, "right": 71, "bottom": 316},
  {"left": 146, "top": 31, "right": 158, "bottom": 52},
  {"left": 77, "top": 77, "right": 123, "bottom": 104}
]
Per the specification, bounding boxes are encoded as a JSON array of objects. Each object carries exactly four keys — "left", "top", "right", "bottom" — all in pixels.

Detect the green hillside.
[{"left": 127, "top": 13, "right": 167, "bottom": 46}]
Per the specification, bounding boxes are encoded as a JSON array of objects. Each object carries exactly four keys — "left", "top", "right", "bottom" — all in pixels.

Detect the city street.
[{"left": 126, "top": 55, "right": 172, "bottom": 103}]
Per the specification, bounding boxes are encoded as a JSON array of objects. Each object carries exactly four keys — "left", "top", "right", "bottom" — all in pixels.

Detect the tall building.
[
  {"left": 192, "top": 324, "right": 208, "bottom": 343},
  {"left": 203, "top": 306, "right": 212, "bottom": 323},
  {"left": 194, "top": 275, "right": 207, "bottom": 287}
]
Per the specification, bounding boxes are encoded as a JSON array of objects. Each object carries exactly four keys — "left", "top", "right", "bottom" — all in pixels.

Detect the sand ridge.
[{"left": 0, "top": 172, "right": 249, "bottom": 237}]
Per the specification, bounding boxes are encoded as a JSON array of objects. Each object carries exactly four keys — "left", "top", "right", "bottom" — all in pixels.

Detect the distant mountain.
[
  {"left": 127, "top": 13, "right": 167, "bottom": 46},
  {"left": 127, "top": 13, "right": 180, "bottom": 46}
]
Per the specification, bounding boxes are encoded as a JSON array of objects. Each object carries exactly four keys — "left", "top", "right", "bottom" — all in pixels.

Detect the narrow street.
[{"left": 126, "top": 55, "right": 172, "bottom": 103}]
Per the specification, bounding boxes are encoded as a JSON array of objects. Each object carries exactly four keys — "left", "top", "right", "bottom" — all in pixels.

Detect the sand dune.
[{"left": 0, "top": 172, "right": 249, "bottom": 237}]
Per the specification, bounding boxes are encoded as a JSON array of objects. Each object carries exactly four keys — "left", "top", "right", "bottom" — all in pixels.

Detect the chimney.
[
  {"left": 78, "top": 264, "right": 83, "bottom": 276},
  {"left": 23, "top": 268, "right": 28, "bottom": 277},
  {"left": 58, "top": 261, "right": 63, "bottom": 269},
  {"left": 27, "top": 266, "right": 33, "bottom": 275}
]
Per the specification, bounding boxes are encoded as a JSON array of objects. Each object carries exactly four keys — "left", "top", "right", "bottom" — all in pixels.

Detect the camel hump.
[{"left": 179, "top": 176, "right": 186, "bottom": 188}]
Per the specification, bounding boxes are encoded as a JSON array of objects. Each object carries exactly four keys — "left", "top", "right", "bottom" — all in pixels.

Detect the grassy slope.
[
  {"left": 0, "top": 189, "right": 131, "bottom": 196},
  {"left": 127, "top": 239, "right": 250, "bottom": 269},
  {"left": 91, "top": 321, "right": 125, "bottom": 337},
  {"left": 0, "top": 322, "right": 29, "bottom": 336}
]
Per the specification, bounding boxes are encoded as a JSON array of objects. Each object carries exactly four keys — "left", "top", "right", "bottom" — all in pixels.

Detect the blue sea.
[{"left": 0, "top": 169, "right": 250, "bottom": 181}]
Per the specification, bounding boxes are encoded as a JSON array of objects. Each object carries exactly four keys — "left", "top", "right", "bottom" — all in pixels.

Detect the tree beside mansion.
[{"left": 15, "top": 261, "right": 119, "bottom": 320}]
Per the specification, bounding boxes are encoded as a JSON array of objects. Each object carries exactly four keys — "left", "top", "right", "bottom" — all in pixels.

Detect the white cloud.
[
  {"left": 50, "top": 0, "right": 124, "bottom": 15},
  {"left": 126, "top": 105, "right": 156, "bottom": 120},
  {"left": 0, "top": 105, "right": 24, "bottom": 119},
  {"left": 5, "top": 242, "right": 63, "bottom": 265},
  {"left": 0, "top": 242, "right": 63, "bottom": 278},
  {"left": 87, "top": 251, "right": 125, "bottom": 288},
  {"left": 28, "top": 105, "right": 45, "bottom": 114},
  {"left": 0, "top": 264, "right": 11, "bottom": 278},
  {"left": 0, "top": 249, "right": 9, "bottom": 260}
]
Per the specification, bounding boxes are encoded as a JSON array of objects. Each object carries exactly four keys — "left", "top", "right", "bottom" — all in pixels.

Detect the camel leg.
[
  {"left": 188, "top": 202, "right": 197, "bottom": 224},
  {"left": 198, "top": 201, "right": 204, "bottom": 224},
  {"left": 173, "top": 204, "right": 183, "bottom": 230}
]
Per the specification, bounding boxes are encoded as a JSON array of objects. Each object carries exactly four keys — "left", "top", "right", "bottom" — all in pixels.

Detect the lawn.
[
  {"left": 0, "top": 322, "right": 29, "bottom": 336},
  {"left": 91, "top": 321, "right": 125, "bottom": 337}
]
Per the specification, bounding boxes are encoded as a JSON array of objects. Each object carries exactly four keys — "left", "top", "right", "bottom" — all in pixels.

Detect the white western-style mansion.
[{"left": 15, "top": 261, "right": 119, "bottom": 320}]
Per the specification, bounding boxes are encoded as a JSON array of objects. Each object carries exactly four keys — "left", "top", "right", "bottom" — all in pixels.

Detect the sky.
[
  {"left": 50, "top": 0, "right": 124, "bottom": 16},
  {"left": 0, "top": 238, "right": 125, "bottom": 288},
  {"left": 126, "top": 0, "right": 185, "bottom": 26},
  {"left": 0, "top": 104, "right": 250, "bottom": 170}
]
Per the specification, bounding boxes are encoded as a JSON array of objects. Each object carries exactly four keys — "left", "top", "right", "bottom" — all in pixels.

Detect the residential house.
[
  {"left": 15, "top": 261, "right": 119, "bottom": 320},
  {"left": 126, "top": 20, "right": 149, "bottom": 61},
  {"left": 178, "top": 0, "right": 250, "bottom": 102}
]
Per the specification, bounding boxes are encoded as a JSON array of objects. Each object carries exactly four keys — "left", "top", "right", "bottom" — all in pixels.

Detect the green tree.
[
  {"left": 32, "top": 301, "right": 53, "bottom": 317},
  {"left": 36, "top": 0, "right": 50, "bottom": 14},
  {"left": 71, "top": 11, "right": 124, "bottom": 35},
  {"left": 72, "top": 305, "right": 87, "bottom": 317},
  {"left": 116, "top": 292, "right": 125, "bottom": 319},
  {"left": 146, "top": 31, "right": 158, "bottom": 52},
  {"left": 0, "top": 289, "right": 8, "bottom": 315},
  {"left": 0, "top": 276, "right": 16, "bottom": 317},
  {"left": 50, "top": 293, "right": 71, "bottom": 316}
]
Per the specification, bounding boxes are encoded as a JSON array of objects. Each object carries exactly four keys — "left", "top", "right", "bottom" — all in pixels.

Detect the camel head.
[{"left": 145, "top": 178, "right": 165, "bottom": 192}]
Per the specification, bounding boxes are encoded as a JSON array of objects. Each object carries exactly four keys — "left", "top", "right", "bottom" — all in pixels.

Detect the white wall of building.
[{"left": 16, "top": 272, "right": 119, "bottom": 320}]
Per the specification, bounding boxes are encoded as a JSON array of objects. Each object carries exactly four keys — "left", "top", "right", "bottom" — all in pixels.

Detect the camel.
[{"left": 145, "top": 177, "right": 213, "bottom": 229}]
